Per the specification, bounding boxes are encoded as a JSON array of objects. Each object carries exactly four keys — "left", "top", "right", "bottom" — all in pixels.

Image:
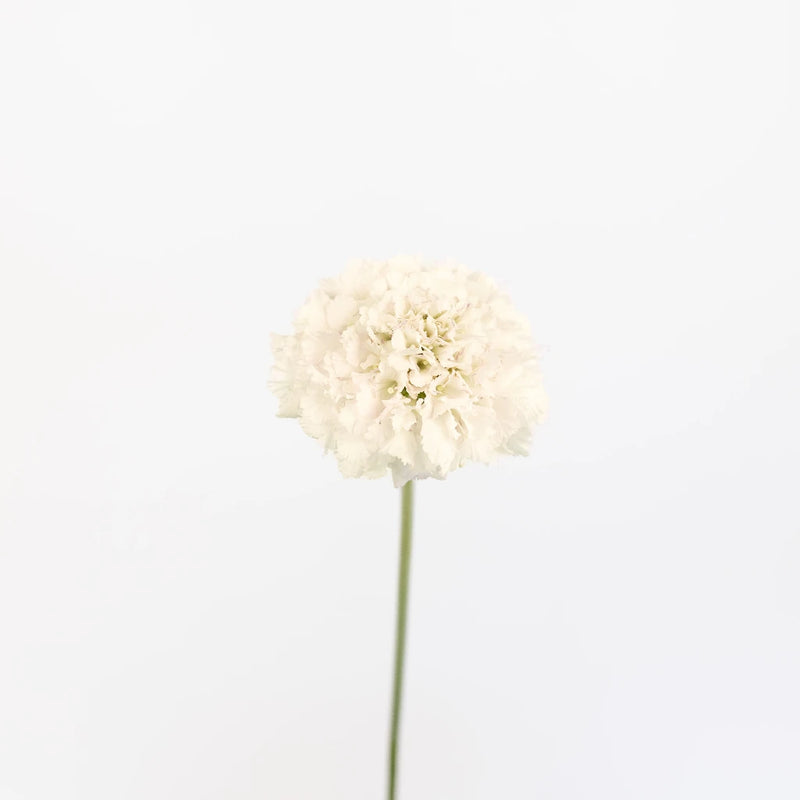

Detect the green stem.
[{"left": 388, "top": 480, "right": 414, "bottom": 800}]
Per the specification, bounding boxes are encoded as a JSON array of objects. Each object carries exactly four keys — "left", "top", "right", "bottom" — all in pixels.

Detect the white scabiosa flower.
[{"left": 270, "top": 256, "right": 547, "bottom": 487}]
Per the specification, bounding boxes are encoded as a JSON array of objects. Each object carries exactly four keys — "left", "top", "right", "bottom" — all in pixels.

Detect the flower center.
[{"left": 377, "top": 306, "right": 468, "bottom": 405}]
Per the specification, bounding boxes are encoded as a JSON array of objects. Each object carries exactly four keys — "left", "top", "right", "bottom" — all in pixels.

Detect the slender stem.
[{"left": 388, "top": 480, "right": 414, "bottom": 800}]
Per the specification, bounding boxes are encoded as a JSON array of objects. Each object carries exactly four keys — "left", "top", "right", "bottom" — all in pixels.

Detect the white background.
[{"left": 1, "top": 1, "right": 799, "bottom": 798}]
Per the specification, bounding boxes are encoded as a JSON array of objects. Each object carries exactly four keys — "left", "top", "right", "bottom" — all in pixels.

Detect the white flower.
[{"left": 270, "top": 256, "right": 547, "bottom": 486}]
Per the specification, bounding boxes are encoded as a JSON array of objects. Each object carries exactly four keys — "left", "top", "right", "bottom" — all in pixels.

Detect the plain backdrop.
[{"left": 1, "top": 1, "right": 799, "bottom": 798}]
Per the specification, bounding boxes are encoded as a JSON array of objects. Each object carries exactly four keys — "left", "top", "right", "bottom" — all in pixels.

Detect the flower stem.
[{"left": 388, "top": 480, "right": 414, "bottom": 800}]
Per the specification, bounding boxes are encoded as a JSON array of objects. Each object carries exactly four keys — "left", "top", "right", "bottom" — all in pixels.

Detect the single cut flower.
[
  {"left": 270, "top": 256, "right": 547, "bottom": 486},
  {"left": 270, "top": 256, "right": 549, "bottom": 799}
]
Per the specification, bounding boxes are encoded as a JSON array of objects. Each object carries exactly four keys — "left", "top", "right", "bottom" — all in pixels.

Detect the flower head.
[{"left": 270, "top": 257, "right": 547, "bottom": 486}]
